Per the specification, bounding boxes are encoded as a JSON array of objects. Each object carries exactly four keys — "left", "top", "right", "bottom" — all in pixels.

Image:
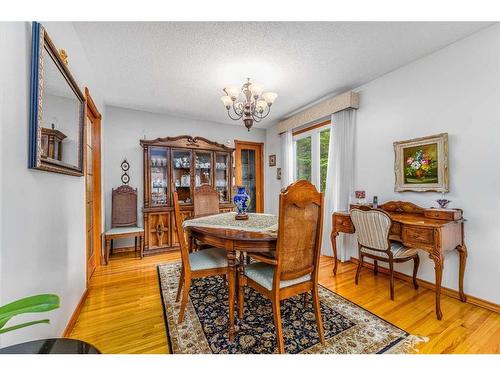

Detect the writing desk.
[{"left": 331, "top": 201, "right": 467, "bottom": 320}]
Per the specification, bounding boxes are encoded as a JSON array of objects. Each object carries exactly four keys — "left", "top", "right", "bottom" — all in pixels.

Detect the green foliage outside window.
[
  {"left": 295, "top": 136, "right": 311, "bottom": 182},
  {"left": 320, "top": 129, "right": 330, "bottom": 192},
  {"left": 294, "top": 127, "right": 331, "bottom": 191}
]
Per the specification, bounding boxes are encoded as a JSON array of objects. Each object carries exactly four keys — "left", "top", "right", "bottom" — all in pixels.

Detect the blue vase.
[{"left": 233, "top": 186, "right": 250, "bottom": 219}]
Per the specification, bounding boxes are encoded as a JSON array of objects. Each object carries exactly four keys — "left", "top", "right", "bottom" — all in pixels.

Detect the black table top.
[{"left": 0, "top": 338, "right": 101, "bottom": 354}]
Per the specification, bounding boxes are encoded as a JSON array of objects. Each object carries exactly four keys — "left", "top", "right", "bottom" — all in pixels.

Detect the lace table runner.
[{"left": 183, "top": 212, "right": 278, "bottom": 235}]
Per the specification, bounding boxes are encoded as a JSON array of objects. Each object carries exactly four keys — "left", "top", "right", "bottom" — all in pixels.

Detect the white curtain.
[
  {"left": 321, "top": 109, "right": 356, "bottom": 260},
  {"left": 280, "top": 129, "right": 294, "bottom": 189}
]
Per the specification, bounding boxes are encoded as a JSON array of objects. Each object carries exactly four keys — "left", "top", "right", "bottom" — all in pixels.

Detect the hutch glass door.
[
  {"left": 172, "top": 149, "right": 192, "bottom": 204},
  {"left": 150, "top": 147, "right": 169, "bottom": 206},
  {"left": 195, "top": 151, "right": 212, "bottom": 188},
  {"left": 215, "top": 152, "right": 230, "bottom": 203}
]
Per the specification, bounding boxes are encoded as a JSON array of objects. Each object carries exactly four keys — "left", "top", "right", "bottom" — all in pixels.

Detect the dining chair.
[
  {"left": 103, "top": 185, "right": 144, "bottom": 264},
  {"left": 350, "top": 207, "right": 420, "bottom": 300},
  {"left": 193, "top": 184, "right": 220, "bottom": 216},
  {"left": 173, "top": 190, "right": 229, "bottom": 323},
  {"left": 192, "top": 184, "right": 221, "bottom": 251},
  {"left": 238, "top": 180, "right": 325, "bottom": 353}
]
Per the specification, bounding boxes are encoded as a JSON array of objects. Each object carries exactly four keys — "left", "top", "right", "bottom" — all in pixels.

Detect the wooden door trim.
[
  {"left": 85, "top": 87, "right": 102, "bottom": 279},
  {"left": 234, "top": 140, "right": 264, "bottom": 213}
]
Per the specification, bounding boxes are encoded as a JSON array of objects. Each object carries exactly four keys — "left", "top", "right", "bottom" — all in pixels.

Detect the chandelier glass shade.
[{"left": 221, "top": 78, "right": 278, "bottom": 131}]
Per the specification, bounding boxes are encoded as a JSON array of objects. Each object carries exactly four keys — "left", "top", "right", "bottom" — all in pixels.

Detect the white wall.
[
  {"left": 265, "top": 24, "right": 500, "bottom": 304},
  {"left": 0, "top": 22, "right": 104, "bottom": 347},
  {"left": 103, "top": 106, "right": 266, "bottom": 247},
  {"left": 352, "top": 24, "right": 500, "bottom": 304},
  {"left": 264, "top": 123, "right": 282, "bottom": 215}
]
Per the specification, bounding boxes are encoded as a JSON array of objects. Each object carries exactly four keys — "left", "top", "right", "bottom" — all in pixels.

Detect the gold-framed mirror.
[{"left": 29, "top": 22, "right": 85, "bottom": 176}]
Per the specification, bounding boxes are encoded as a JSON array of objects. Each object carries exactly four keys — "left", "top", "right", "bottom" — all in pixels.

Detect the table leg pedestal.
[
  {"left": 226, "top": 246, "right": 237, "bottom": 342},
  {"left": 238, "top": 252, "right": 245, "bottom": 319}
]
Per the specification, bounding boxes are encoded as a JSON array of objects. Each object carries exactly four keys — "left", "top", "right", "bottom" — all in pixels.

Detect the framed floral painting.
[{"left": 393, "top": 133, "right": 449, "bottom": 192}]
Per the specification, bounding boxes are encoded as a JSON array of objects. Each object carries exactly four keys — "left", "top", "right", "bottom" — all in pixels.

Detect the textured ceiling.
[{"left": 73, "top": 22, "right": 493, "bottom": 128}]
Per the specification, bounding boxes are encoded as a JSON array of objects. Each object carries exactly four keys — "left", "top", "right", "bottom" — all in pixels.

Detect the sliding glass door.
[{"left": 293, "top": 124, "right": 331, "bottom": 192}]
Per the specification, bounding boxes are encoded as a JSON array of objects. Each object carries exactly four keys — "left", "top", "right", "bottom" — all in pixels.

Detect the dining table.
[{"left": 183, "top": 212, "right": 278, "bottom": 342}]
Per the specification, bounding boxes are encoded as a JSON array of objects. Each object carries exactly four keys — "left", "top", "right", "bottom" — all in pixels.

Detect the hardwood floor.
[{"left": 68, "top": 252, "right": 500, "bottom": 354}]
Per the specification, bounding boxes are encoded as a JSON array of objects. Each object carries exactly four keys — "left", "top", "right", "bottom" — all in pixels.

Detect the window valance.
[{"left": 278, "top": 90, "right": 359, "bottom": 134}]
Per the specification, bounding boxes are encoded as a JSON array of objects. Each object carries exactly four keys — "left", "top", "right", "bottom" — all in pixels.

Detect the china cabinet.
[{"left": 140, "top": 135, "right": 234, "bottom": 254}]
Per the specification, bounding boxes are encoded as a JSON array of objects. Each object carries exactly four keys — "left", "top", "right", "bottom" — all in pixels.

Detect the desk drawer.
[
  {"left": 334, "top": 215, "right": 355, "bottom": 233},
  {"left": 402, "top": 227, "right": 434, "bottom": 246}
]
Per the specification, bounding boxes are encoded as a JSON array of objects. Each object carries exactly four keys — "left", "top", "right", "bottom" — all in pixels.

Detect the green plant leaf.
[
  {"left": 0, "top": 294, "right": 59, "bottom": 329},
  {"left": 0, "top": 319, "right": 50, "bottom": 334}
]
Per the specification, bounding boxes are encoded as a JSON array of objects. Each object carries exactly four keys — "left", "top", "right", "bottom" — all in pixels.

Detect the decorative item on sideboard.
[
  {"left": 436, "top": 200, "right": 451, "bottom": 209},
  {"left": 355, "top": 190, "right": 366, "bottom": 204}
]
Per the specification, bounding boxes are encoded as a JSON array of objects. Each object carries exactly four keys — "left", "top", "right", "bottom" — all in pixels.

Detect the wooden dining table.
[{"left": 184, "top": 213, "right": 277, "bottom": 342}]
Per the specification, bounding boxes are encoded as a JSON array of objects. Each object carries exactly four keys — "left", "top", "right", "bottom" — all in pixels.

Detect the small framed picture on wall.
[
  {"left": 277, "top": 167, "right": 281, "bottom": 180},
  {"left": 269, "top": 154, "right": 276, "bottom": 167}
]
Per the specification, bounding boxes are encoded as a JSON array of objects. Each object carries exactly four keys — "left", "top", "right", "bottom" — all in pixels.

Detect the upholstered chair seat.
[
  {"left": 361, "top": 241, "right": 419, "bottom": 259},
  {"left": 244, "top": 262, "right": 311, "bottom": 291},
  {"left": 105, "top": 226, "right": 143, "bottom": 235},
  {"left": 189, "top": 247, "right": 228, "bottom": 271}
]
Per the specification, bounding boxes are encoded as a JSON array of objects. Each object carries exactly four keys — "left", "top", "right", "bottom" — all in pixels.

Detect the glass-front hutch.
[{"left": 141, "top": 135, "right": 234, "bottom": 254}]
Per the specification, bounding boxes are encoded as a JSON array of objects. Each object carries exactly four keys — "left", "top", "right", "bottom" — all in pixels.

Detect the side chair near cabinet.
[
  {"left": 173, "top": 191, "right": 229, "bottom": 323},
  {"left": 103, "top": 185, "right": 144, "bottom": 265},
  {"left": 238, "top": 180, "right": 325, "bottom": 354},
  {"left": 350, "top": 207, "right": 420, "bottom": 300}
]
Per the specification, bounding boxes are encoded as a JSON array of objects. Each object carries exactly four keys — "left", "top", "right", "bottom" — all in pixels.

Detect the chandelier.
[{"left": 221, "top": 78, "right": 278, "bottom": 131}]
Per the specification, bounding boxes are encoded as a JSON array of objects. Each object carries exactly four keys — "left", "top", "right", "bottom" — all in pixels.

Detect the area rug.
[{"left": 157, "top": 262, "right": 425, "bottom": 354}]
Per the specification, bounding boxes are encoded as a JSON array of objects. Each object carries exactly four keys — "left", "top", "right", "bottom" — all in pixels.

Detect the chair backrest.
[
  {"left": 193, "top": 184, "right": 220, "bottom": 216},
  {"left": 112, "top": 185, "right": 138, "bottom": 228},
  {"left": 350, "top": 208, "right": 391, "bottom": 251},
  {"left": 173, "top": 191, "right": 191, "bottom": 270},
  {"left": 275, "top": 180, "right": 324, "bottom": 283}
]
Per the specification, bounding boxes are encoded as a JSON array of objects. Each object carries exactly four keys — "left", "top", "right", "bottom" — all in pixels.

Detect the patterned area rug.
[{"left": 157, "top": 262, "right": 425, "bottom": 354}]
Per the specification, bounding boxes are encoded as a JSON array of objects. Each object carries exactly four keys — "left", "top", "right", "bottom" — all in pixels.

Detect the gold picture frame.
[{"left": 393, "top": 133, "right": 449, "bottom": 192}]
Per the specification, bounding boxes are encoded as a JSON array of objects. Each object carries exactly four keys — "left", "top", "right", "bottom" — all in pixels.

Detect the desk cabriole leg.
[
  {"left": 457, "top": 244, "right": 468, "bottom": 302},
  {"left": 430, "top": 251, "right": 444, "bottom": 320},
  {"left": 331, "top": 231, "right": 339, "bottom": 275}
]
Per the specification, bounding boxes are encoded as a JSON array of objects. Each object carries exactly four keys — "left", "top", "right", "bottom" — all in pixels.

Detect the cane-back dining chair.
[
  {"left": 173, "top": 191, "right": 229, "bottom": 323},
  {"left": 238, "top": 180, "right": 325, "bottom": 353},
  {"left": 350, "top": 207, "right": 420, "bottom": 300},
  {"left": 192, "top": 184, "right": 221, "bottom": 251},
  {"left": 193, "top": 184, "right": 220, "bottom": 216}
]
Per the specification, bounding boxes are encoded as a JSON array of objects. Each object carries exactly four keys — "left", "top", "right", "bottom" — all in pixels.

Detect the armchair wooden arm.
[{"left": 249, "top": 253, "right": 278, "bottom": 265}]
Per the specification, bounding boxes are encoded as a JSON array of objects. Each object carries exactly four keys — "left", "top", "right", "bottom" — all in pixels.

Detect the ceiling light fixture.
[{"left": 221, "top": 78, "right": 278, "bottom": 131}]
